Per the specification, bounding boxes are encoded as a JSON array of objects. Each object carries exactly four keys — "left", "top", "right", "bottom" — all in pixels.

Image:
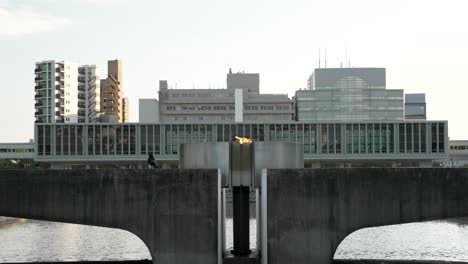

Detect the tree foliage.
[{"left": 0, "top": 159, "right": 35, "bottom": 169}]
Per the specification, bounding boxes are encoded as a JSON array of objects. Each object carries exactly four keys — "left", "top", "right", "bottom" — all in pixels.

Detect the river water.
[{"left": 1, "top": 218, "right": 468, "bottom": 262}]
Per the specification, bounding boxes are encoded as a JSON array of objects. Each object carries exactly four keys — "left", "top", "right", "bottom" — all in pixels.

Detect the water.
[{"left": 1, "top": 218, "right": 468, "bottom": 262}]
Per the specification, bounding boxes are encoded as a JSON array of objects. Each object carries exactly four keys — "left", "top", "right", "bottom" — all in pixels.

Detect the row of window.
[
  {"left": 36, "top": 122, "right": 447, "bottom": 157},
  {"left": 166, "top": 104, "right": 289, "bottom": 112}
]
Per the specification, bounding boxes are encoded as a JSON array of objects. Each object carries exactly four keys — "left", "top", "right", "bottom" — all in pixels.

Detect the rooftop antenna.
[
  {"left": 325, "top": 48, "right": 327, "bottom": 68},
  {"left": 345, "top": 48, "right": 348, "bottom": 68},
  {"left": 319, "top": 48, "right": 321, "bottom": 68}
]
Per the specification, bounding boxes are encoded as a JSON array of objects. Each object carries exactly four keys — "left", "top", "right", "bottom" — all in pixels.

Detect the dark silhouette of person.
[{"left": 148, "top": 153, "right": 158, "bottom": 169}]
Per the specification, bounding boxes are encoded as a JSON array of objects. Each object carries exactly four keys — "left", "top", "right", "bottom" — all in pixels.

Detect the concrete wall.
[
  {"left": 0, "top": 169, "right": 220, "bottom": 264},
  {"left": 263, "top": 168, "right": 468, "bottom": 264}
]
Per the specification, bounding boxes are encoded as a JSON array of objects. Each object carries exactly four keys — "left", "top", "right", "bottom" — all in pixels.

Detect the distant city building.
[
  {"left": 405, "top": 93, "right": 426, "bottom": 120},
  {"left": 78, "top": 65, "right": 101, "bottom": 123},
  {"left": 148, "top": 70, "right": 293, "bottom": 123},
  {"left": 100, "top": 59, "right": 129, "bottom": 122},
  {"left": 296, "top": 68, "right": 404, "bottom": 121},
  {"left": 35, "top": 60, "right": 80, "bottom": 123},
  {"left": 446, "top": 140, "right": 468, "bottom": 167},
  {"left": 122, "top": 97, "right": 130, "bottom": 123},
  {"left": 227, "top": 68, "right": 260, "bottom": 93},
  {"left": 0, "top": 141, "right": 34, "bottom": 159}
]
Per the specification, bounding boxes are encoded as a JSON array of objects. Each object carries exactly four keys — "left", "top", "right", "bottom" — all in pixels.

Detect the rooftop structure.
[
  {"left": 405, "top": 93, "right": 426, "bottom": 120},
  {"left": 296, "top": 68, "right": 404, "bottom": 122}
]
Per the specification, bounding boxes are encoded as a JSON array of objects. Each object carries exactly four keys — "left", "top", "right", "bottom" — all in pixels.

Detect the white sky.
[{"left": 0, "top": 0, "right": 467, "bottom": 142}]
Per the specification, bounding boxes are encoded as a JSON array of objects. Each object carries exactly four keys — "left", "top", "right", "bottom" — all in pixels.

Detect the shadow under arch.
[
  {"left": 333, "top": 217, "right": 468, "bottom": 263},
  {"left": 0, "top": 216, "right": 153, "bottom": 262}
]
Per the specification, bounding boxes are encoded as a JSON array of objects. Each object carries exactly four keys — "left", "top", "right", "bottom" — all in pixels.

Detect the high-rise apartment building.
[
  {"left": 122, "top": 97, "right": 130, "bottom": 122},
  {"left": 78, "top": 65, "right": 101, "bottom": 123},
  {"left": 100, "top": 59, "right": 129, "bottom": 122},
  {"left": 34, "top": 60, "right": 79, "bottom": 123},
  {"left": 295, "top": 68, "right": 404, "bottom": 121}
]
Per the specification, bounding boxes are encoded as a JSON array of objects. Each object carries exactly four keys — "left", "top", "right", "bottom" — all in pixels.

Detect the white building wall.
[
  {"left": 235, "top": 89, "right": 243, "bottom": 123},
  {"left": 63, "top": 61, "right": 79, "bottom": 123},
  {"left": 139, "top": 99, "right": 159, "bottom": 123}
]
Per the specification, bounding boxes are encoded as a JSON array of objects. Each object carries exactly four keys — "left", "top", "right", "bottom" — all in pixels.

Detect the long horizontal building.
[{"left": 35, "top": 121, "right": 448, "bottom": 168}]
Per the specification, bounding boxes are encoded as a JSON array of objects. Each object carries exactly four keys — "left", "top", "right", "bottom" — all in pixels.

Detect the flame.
[{"left": 234, "top": 136, "right": 253, "bottom": 144}]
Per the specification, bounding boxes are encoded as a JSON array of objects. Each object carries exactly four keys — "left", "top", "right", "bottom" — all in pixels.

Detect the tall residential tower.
[
  {"left": 34, "top": 60, "right": 79, "bottom": 123},
  {"left": 100, "top": 59, "right": 129, "bottom": 122}
]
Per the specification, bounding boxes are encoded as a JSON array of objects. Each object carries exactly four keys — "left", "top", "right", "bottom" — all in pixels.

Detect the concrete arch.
[
  {"left": 264, "top": 168, "right": 468, "bottom": 264},
  {"left": 0, "top": 169, "right": 220, "bottom": 264},
  {"left": 0, "top": 217, "right": 153, "bottom": 262}
]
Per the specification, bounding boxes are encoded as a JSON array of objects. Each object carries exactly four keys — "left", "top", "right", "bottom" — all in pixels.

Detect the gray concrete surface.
[
  {"left": 0, "top": 169, "right": 220, "bottom": 264},
  {"left": 264, "top": 168, "right": 468, "bottom": 264}
]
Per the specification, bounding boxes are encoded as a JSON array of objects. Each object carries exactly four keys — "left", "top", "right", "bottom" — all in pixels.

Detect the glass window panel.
[
  {"left": 94, "top": 126, "right": 101, "bottom": 155},
  {"left": 431, "top": 123, "right": 438, "bottom": 153},
  {"left": 321, "top": 124, "right": 328, "bottom": 153},
  {"left": 336, "top": 124, "right": 341, "bottom": 154},
  {"left": 359, "top": 124, "right": 366, "bottom": 153},
  {"left": 130, "top": 125, "right": 136, "bottom": 155},
  {"left": 421, "top": 124, "right": 426, "bottom": 153},
  {"left": 139, "top": 125, "right": 146, "bottom": 155},
  {"left": 77, "top": 126, "right": 83, "bottom": 155},
  {"left": 70, "top": 125, "right": 76, "bottom": 155},
  {"left": 154, "top": 125, "right": 160, "bottom": 155},
  {"left": 438, "top": 123, "right": 445, "bottom": 152},
  {"left": 399, "top": 124, "right": 405, "bottom": 153},
  {"left": 56, "top": 126, "right": 63, "bottom": 155},
  {"left": 115, "top": 125, "right": 123, "bottom": 155},
  {"left": 406, "top": 124, "right": 412, "bottom": 153},
  {"left": 346, "top": 124, "right": 352, "bottom": 154},
  {"left": 414, "top": 124, "right": 420, "bottom": 153}
]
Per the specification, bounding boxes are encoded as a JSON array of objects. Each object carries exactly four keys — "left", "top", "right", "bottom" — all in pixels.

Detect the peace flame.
[{"left": 234, "top": 136, "right": 253, "bottom": 144}]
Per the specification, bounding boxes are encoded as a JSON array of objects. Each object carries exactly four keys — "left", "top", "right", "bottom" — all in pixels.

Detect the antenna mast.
[{"left": 319, "top": 48, "right": 321, "bottom": 68}]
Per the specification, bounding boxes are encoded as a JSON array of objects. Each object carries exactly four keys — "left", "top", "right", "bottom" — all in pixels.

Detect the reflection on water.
[
  {"left": 0, "top": 220, "right": 151, "bottom": 262},
  {"left": 1, "top": 218, "right": 468, "bottom": 262},
  {"left": 335, "top": 219, "right": 468, "bottom": 262}
]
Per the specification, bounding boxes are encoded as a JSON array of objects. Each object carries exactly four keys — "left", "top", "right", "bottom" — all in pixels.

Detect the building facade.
[
  {"left": 296, "top": 68, "right": 404, "bottom": 122},
  {"left": 35, "top": 61, "right": 79, "bottom": 123},
  {"left": 34, "top": 121, "right": 448, "bottom": 168},
  {"left": 100, "top": 59, "right": 129, "bottom": 122},
  {"left": 446, "top": 140, "right": 468, "bottom": 167},
  {"left": 405, "top": 93, "right": 426, "bottom": 120},
  {"left": 151, "top": 71, "right": 293, "bottom": 123},
  {"left": 78, "top": 65, "right": 101, "bottom": 123},
  {"left": 0, "top": 142, "right": 34, "bottom": 159}
]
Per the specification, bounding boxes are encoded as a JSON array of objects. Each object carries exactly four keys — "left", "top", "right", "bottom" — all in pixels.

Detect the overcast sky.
[{"left": 0, "top": 0, "right": 467, "bottom": 142}]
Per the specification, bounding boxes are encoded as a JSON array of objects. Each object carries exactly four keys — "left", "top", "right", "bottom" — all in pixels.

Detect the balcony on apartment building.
[
  {"left": 56, "top": 93, "right": 64, "bottom": 99},
  {"left": 34, "top": 102, "right": 43, "bottom": 107},
  {"left": 56, "top": 65, "right": 64, "bottom": 72},
  {"left": 78, "top": 102, "right": 86, "bottom": 108},
  {"left": 78, "top": 76, "right": 86, "bottom": 83},
  {"left": 35, "top": 85, "right": 43, "bottom": 90}
]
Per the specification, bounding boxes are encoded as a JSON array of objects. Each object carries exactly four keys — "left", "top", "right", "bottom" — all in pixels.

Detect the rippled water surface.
[{"left": 1, "top": 218, "right": 468, "bottom": 262}]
